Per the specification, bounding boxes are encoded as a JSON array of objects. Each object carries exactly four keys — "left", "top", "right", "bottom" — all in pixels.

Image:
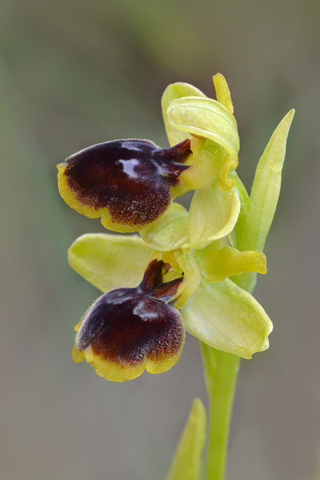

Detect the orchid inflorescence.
[{"left": 58, "top": 73, "right": 294, "bottom": 382}]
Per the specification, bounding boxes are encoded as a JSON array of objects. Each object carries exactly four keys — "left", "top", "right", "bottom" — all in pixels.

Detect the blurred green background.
[{"left": 1, "top": 0, "right": 319, "bottom": 479}]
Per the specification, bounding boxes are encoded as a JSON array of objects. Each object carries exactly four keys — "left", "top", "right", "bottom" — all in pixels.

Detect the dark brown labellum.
[
  {"left": 63, "top": 138, "right": 191, "bottom": 227},
  {"left": 76, "top": 260, "right": 184, "bottom": 368}
]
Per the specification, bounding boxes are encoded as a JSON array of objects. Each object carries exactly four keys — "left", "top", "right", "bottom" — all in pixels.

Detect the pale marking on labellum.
[
  {"left": 118, "top": 159, "right": 140, "bottom": 179},
  {"left": 133, "top": 300, "right": 159, "bottom": 321}
]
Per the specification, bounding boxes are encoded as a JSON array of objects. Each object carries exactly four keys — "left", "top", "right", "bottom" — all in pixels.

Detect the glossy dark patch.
[
  {"left": 76, "top": 260, "right": 184, "bottom": 366},
  {"left": 63, "top": 139, "right": 191, "bottom": 226}
]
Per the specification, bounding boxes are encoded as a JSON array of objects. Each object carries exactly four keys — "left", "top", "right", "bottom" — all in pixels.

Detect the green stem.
[{"left": 200, "top": 345, "right": 240, "bottom": 480}]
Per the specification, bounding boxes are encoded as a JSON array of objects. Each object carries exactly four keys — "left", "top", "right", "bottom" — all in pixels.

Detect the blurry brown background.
[{"left": 1, "top": 0, "right": 319, "bottom": 479}]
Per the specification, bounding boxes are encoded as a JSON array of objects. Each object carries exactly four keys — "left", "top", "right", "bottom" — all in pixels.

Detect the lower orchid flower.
[
  {"left": 72, "top": 259, "right": 184, "bottom": 382},
  {"left": 68, "top": 228, "right": 271, "bottom": 381}
]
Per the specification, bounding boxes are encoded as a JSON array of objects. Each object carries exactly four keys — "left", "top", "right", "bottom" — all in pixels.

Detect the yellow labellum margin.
[
  {"left": 75, "top": 344, "right": 184, "bottom": 382},
  {"left": 182, "top": 278, "right": 273, "bottom": 359},
  {"left": 57, "top": 163, "right": 142, "bottom": 233}
]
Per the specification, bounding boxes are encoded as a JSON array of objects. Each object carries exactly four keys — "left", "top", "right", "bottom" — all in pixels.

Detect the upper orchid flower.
[{"left": 57, "top": 138, "right": 192, "bottom": 232}]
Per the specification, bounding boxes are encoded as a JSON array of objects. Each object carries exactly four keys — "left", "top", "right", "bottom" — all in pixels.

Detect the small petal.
[
  {"left": 213, "top": 73, "right": 234, "bottom": 114},
  {"left": 68, "top": 233, "right": 152, "bottom": 292},
  {"left": 186, "top": 179, "right": 240, "bottom": 249},
  {"left": 198, "top": 245, "right": 267, "bottom": 282},
  {"left": 140, "top": 202, "right": 188, "bottom": 252},
  {"left": 167, "top": 96, "right": 239, "bottom": 160},
  {"left": 58, "top": 139, "right": 191, "bottom": 232},
  {"left": 74, "top": 260, "right": 185, "bottom": 381},
  {"left": 166, "top": 398, "right": 206, "bottom": 480},
  {"left": 182, "top": 278, "right": 273, "bottom": 359}
]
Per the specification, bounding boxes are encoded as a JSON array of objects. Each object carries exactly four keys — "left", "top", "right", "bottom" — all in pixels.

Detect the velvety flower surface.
[
  {"left": 58, "top": 138, "right": 191, "bottom": 232},
  {"left": 72, "top": 259, "right": 184, "bottom": 381}
]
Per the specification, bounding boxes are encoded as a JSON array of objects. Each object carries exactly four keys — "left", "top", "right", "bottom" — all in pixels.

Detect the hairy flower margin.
[{"left": 58, "top": 73, "right": 294, "bottom": 382}]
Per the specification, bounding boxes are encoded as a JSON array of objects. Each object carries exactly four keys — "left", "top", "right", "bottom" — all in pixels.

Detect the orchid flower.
[{"left": 58, "top": 74, "right": 294, "bottom": 382}]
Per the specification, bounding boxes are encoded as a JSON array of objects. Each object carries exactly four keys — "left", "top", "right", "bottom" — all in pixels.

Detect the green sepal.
[
  {"left": 186, "top": 179, "right": 240, "bottom": 249},
  {"left": 167, "top": 96, "right": 239, "bottom": 160},
  {"left": 182, "top": 278, "right": 273, "bottom": 359},
  {"left": 162, "top": 83, "right": 207, "bottom": 146},
  {"left": 166, "top": 398, "right": 206, "bottom": 480},
  {"left": 68, "top": 233, "right": 152, "bottom": 292},
  {"left": 139, "top": 202, "right": 188, "bottom": 251}
]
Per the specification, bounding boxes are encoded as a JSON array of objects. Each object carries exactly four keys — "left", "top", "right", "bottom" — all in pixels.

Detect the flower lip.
[
  {"left": 59, "top": 138, "right": 191, "bottom": 229},
  {"left": 74, "top": 259, "right": 185, "bottom": 381}
]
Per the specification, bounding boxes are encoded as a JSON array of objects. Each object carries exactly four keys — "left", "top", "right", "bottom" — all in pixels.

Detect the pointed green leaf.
[
  {"left": 68, "top": 233, "right": 152, "bottom": 292},
  {"left": 162, "top": 83, "right": 207, "bottom": 146},
  {"left": 166, "top": 398, "right": 206, "bottom": 480},
  {"left": 236, "top": 110, "right": 295, "bottom": 253},
  {"left": 167, "top": 96, "right": 239, "bottom": 160},
  {"left": 186, "top": 181, "right": 240, "bottom": 249},
  {"left": 182, "top": 278, "right": 273, "bottom": 359},
  {"left": 140, "top": 203, "right": 188, "bottom": 251}
]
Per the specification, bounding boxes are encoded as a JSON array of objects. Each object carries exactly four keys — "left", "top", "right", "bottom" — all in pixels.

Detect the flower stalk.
[{"left": 201, "top": 346, "right": 240, "bottom": 480}]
